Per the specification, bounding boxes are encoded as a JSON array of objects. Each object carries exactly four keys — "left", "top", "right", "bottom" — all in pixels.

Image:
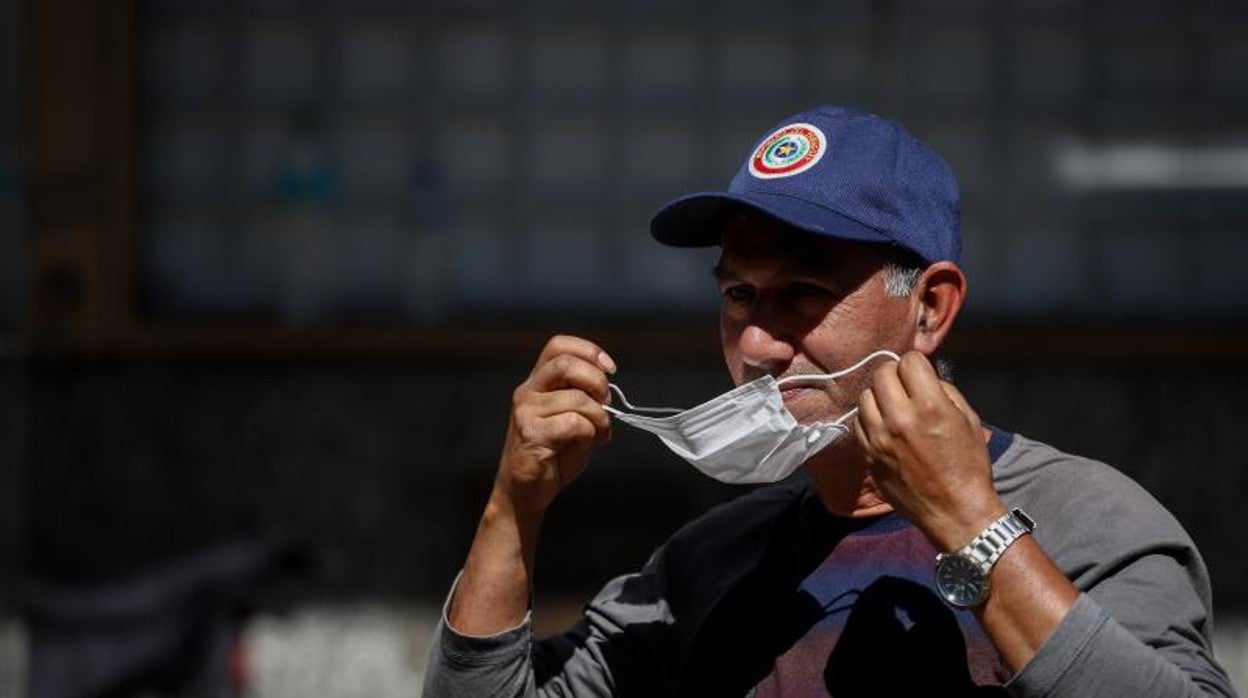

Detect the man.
[{"left": 423, "top": 106, "right": 1235, "bottom": 696}]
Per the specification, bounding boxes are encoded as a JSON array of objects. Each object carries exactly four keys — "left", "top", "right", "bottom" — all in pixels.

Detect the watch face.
[{"left": 936, "top": 553, "right": 988, "bottom": 607}]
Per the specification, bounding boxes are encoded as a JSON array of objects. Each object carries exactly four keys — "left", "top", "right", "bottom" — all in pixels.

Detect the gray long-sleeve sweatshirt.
[{"left": 424, "top": 432, "right": 1236, "bottom": 697}]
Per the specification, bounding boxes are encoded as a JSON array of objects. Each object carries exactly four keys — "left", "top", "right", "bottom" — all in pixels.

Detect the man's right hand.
[
  {"left": 447, "top": 335, "right": 615, "bottom": 636},
  {"left": 494, "top": 334, "right": 616, "bottom": 515}
]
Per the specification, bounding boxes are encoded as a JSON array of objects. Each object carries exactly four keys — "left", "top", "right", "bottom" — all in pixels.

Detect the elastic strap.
[
  {"left": 604, "top": 384, "right": 682, "bottom": 415},
  {"left": 774, "top": 350, "right": 901, "bottom": 388}
]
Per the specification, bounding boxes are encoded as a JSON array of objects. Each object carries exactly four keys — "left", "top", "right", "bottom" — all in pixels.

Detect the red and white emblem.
[{"left": 748, "top": 123, "right": 827, "bottom": 179}]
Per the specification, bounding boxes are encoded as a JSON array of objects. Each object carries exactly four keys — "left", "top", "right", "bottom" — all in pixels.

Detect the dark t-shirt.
[
  {"left": 424, "top": 431, "right": 1235, "bottom": 697},
  {"left": 748, "top": 429, "right": 1018, "bottom": 695}
]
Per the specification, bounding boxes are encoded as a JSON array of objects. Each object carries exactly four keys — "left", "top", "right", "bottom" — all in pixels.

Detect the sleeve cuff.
[
  {"left": 436, "top": 571, "right": 534, "bottom": 667},
  {"left": 1006, "top": 592, "right": 1108, "bottom": 693}
]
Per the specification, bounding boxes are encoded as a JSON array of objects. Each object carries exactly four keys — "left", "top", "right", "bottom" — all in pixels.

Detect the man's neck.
[
  {"left": 805, "top": 427, "right": 995, "bottom": 519},
  {"left": 805, "top": 447, "right": 894, "bottom": 519}
]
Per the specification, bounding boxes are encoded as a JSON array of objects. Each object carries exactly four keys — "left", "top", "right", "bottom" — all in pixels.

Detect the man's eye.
[{"left": 722, "top": 286, "right": 754, "bottom": 302}]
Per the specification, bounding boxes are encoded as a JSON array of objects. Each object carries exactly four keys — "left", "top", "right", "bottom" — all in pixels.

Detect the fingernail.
[{"left": 598, "top": 351, "right": 617, "bottom": 374}]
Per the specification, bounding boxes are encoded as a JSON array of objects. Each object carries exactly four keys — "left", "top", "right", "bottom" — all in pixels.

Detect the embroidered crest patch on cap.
[{"left": 748, "top": 123, "right": 827, "bottom": 179}]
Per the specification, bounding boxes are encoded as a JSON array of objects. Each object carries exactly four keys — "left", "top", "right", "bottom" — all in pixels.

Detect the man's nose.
[{"left": 738, "top": 322, "right": 795, "bottom": 371}]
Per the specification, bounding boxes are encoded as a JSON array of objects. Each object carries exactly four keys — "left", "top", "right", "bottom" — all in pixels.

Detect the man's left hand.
[{"left": 852, "top": 351, "right": 1006, "bottom": 551}]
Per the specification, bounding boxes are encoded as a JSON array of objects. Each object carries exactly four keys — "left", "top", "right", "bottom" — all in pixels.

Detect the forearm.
[
  {"left": 1007, "top": 593, "right": 1236, "bottom": 697},
  {"left": 977, "top": 539, "right": 1234, "bottom": 696},
  {"left": 424, "top": 492, "right": 553, "bottom": 698},
  {"left": 426, "top": 562, "right": 669, "bottom": 698},
  {"left": 448, "top": 489, "right": 544, "bottom": 636},
  {"left": 442, "top": 335, "right": 612, "bottom": 635},
  {"left": 973, "top": 535, "right": 1079, "bottom": 672}
]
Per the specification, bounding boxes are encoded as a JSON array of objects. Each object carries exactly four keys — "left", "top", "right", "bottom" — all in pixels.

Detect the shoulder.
[
  {"left": 992, "top": 433, "right": 1209, "bottom": 597},
  {"left": 993, "top": 433, "right": 1181, "bottom": 531}
]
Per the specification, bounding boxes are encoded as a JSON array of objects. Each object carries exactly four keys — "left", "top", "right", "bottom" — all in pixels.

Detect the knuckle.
[
  {"left": 516, "top": 420, "right": 543, "bottom": 444},
  {"left": 566, "top": 411, "right": 595, "bottom": 435},
  {"left": 511, "top": 384, "right": 531, "bottom": 409},
  {"left": 914, "top": 395, "right": 941, "bottom": 417},
  {"left": 586, "top": 375, "right": 609, "bottom": 402},
  {"left": 888, "top": 412, "right": 915, "bottom": 435},
  {"left": 555, "top": 413, "right": 590, "bottom": 442},
  {"left": 574, "top": 414, "right": 596, "bottom": 438},
  {"left": 575, "top": 391, "right": 600, "bottom": 413},
  {"left": 551, "top": 353, "right": 577, "bottom": 374}
]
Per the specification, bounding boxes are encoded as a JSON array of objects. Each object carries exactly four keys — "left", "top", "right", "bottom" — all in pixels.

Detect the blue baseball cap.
[{"left": 650, "top": 105, "right": 961, "bottom": 264}]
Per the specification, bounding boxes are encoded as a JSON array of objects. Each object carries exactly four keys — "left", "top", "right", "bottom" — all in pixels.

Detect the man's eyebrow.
[
  {"left": 711, "top": 262, "right": 742, "bottom": 282},
  {"left": 789, "top": 256, "right": 843, "bottom": 279},
  {"left": 712, "top": 257, "right": 843, "bottom": 283}
]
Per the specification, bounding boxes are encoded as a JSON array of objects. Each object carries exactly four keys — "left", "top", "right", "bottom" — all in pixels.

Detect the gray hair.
[
  {"left": 880, "top": 253, "right": 955, "bottom": 382},
  {"left": 882, "top": 262, "right": 923, "bottom": 298}
]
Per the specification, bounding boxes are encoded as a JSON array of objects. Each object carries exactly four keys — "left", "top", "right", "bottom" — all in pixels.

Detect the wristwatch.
[{"left": 934, "top": 508, "right": 1036, "bottom": 608}]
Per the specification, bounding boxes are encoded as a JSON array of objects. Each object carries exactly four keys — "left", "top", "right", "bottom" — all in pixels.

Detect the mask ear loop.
[
  {"left": 773, "top": 349, "right": 901, "bottom": 388},
  {"left": 774, "top": 350, "right": 900, "bottom": 432},
  {"left": 607, "top": 350, "right": 901, "bottom": 417},
  {"left": 831, "top": 408, "right": 859, "bottom": 428},
  {"left": 604, "top": 384, "right": 683, "bottom": 416}
]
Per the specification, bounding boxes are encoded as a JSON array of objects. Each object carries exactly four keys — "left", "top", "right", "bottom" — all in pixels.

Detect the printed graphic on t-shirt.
[{"left": 751, "top": 515, "right": 1010, "bottom": 696}]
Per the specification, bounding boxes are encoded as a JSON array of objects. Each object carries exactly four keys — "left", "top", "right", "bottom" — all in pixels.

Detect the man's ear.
[{"left": 910, "top": 261, "right": 967, "bottom": 355}]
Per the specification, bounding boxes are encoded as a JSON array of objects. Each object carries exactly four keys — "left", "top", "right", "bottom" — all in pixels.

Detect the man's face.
[{"left": 715, "top": 214, "right": 917, "bottom": 425}]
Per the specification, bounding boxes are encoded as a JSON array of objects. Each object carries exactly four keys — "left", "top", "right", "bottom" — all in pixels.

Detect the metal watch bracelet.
[{"left": 963, "top": 508, "right": 1036, "bottom": 568}]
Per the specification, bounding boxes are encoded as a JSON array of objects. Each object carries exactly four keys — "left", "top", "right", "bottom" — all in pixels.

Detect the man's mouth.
[{"left": 778, "top": 384, "right": 820, "bottom": 403}]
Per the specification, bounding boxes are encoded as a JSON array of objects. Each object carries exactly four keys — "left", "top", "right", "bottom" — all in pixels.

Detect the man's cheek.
[{"left": 787, "top": 391, "right": 840, "bottom": 425}]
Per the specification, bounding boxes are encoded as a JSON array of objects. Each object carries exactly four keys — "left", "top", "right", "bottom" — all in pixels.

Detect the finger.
[
  {"left": 527, "top": 353, "right": 611, "bottom": 402},
  {"left": 853, "top": 387, "right": 884, "bottom": 453},
  {"left": 527, "top": 389, "right": 612, "bottom": 435},
  {"left": 866, "top": 360, "right": 910, "bottom": 421},
  {"left": 540, "top": 412, "right": 602, "bottom": 449},
  {"left": 895, "top": 351, "right": 945, "bottom": 405},
  {"left": 939, "top": 381, "right": 982, "bottom": 427},
  {"left": 534, "top": 335, "right": 616, "bottom": 376}
]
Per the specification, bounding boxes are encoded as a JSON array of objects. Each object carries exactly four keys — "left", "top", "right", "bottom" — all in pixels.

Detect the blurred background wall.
[{"left": 3, "top": 0, "right": 1248, "bottom": 694}]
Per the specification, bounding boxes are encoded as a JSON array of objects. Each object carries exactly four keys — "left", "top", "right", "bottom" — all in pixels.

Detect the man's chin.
[
  {"left": 790, "top": 405, "right": 854, "bottom": 427},
  {"left": 802, "top": 437, "right": 860, "bottom": 469}
]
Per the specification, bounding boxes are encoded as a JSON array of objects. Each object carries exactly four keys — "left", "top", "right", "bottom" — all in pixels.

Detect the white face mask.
[{"left": 604, "top": 350, "right": 900, "bottom": 484}]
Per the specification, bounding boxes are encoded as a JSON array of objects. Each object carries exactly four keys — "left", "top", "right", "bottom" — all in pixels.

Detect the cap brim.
[{"left": 651, "top": 190, "right": 896, "bottom": 249}]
